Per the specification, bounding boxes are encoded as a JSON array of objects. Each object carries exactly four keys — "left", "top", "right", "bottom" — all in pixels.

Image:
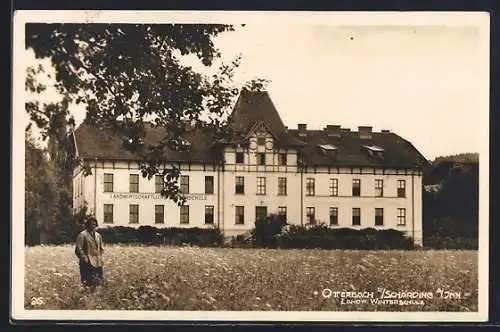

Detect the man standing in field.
[{"left": 75, "top": 216, "right": 104, "bottom": 291}]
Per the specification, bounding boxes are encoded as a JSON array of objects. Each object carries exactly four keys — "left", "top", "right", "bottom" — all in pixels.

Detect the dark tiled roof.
[
  {"left": 73, "top": 123, "right": 221, "bottom": 163},
  {"left": 288, "top": 129, "right": 429, "bottom": 169},
  {"left": 229, "top": 89, "right": 287, "bottom": 139},
  {"left": 73, "top": 90, "right": 428, "bottom": 169}
]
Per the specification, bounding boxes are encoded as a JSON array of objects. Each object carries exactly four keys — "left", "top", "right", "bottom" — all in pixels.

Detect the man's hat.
[{"left": 84, "top": 216, "right": 98, "bottom": 228}]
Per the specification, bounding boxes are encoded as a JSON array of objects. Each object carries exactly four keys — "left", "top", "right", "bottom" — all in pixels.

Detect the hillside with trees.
[
  {"left": 422, "top": 152, "right": 479, "bottom": 248},
  {"left": 432, "top": 152, "right": 479, "bottom": 164}
]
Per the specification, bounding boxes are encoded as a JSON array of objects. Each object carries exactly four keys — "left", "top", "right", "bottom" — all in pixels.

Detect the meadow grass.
[{"left": 24, "top": 245, "right": 477, "bottom": 311}]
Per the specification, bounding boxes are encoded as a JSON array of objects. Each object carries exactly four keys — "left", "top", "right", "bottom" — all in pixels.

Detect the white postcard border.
[{"left": 11, "top": 10, "right": 490, "bottom": 322}]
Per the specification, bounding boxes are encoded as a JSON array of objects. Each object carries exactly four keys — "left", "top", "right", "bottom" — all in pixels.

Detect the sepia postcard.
[{"left": 11, "top": 10, "right": 490, "bottom": 322}]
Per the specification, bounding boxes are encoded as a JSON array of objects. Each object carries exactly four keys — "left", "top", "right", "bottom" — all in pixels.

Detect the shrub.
[
  {"left": 277, "top": 225, "right": 414, "bottom": 250},
  {"left": 252, "top": 214, "right": 287, "bottom": 248},
  {"left": 423, "top": 235, "right": 478, "bottom": 250},
  {"left": 98, "top": 226, "right": 223, "bottom": 247}
]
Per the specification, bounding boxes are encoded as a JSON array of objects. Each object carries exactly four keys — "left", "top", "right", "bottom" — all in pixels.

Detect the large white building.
[{"left": 71, "top": 90, "right": 428, "bottom": 244}]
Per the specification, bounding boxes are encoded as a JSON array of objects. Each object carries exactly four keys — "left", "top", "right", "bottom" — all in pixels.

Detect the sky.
[{"left": 23, "top": 18, "right": 488, "bottom": 161}]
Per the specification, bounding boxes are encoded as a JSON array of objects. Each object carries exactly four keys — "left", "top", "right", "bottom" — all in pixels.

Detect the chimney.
[
  {"left": 298, "top": 123, "right": 307, "bottom": 137},
  {"left": 325, "top": 125, "right": 341, "bottom": 137},
  {"left": 358, "top": 126, "right": 372, "bottom": 139}
]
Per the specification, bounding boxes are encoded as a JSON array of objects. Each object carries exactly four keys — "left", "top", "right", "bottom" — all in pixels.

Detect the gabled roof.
[
  {"left": 289, "top": 129, "right": 429, "bottom": 169},
  {"left": 228, "top": 89, "right": 288, "bottom": 139},
  {"left": 73, "top": 123, "right": 221, "bottom": 163}
]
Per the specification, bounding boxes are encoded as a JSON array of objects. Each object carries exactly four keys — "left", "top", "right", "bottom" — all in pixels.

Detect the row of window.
[
  {"left": 103, "top": 173, "right": 407, "bottom": 198},
  {"left": 305, "top": 207, "right": 407, "bottom": 226},
  {"left": 103, "top": 204, "right": 214, "bottom": 225},
  {"left": 243, "top": 177, "right": 405, "bottom": 197},
  {"left": 305, "top": 178, "right": 406, "bottom": 197},
  {"left": 235, "top": 151, "right": 288, "bottom": 166},
  {"left": 102, "top": 204, "right": 407, "bottom": 227},
  {"left": 104, "top": 174, "right": 214, "bottom": 194}
]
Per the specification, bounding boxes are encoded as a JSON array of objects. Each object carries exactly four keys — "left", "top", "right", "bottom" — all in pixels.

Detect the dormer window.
[
  {"left": 236, "top": 152, "right": 244, "bottom": 164},
  {"left": 319, "top": 144, "right": 338, "bottom": 151},
  {"left": 318, "top": 144, "right": 338, "bottom": 158},
  {"left": 363, "top": 145, "right": 384, "bottom": 158}
]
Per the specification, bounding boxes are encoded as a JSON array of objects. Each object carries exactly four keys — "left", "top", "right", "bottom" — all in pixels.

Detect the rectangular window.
[
  {"left": 375, "top": 208, "right": 384, "bottom": 226},
  {"left": 375, "top": 179, "right": 384, "bottom": 197},
  {"left": 129, "top": 204, "right": 139, "bottom": 224},
  {"left": 235, "top": 176, "right": 245, "bottom": 194},
  {"left": 306, "top": 207, "right": 315, "bottom": 224},
  {"left": 259, "top": 152, "right": 266, "bottom": 165},
  {"left": 255, "top": 206, "right": 268, "bottom": 222},
  {"left": 352, "top": 208, "right": 361, "bottom": 226},
  {"left": 205, "top": 205, "right": 214, "bottom": 224},
  {"left": 278, "top": 153, "right": 287, "bottom": 166},
  {"left": 180, "top": 175, "right": 189, "bottom": 194},
  {"left": 329, "top": 178, "right": 338, "bottom": 196},
  {"left": 236, "top": 152, "right": 244, "bottom": 164},
  {"left": 397, "top": 208, "right": 406, "bottom": 225},
  {"left": 205, "top": 176, "right": 214, "bottom": 194},
  {"left": 278, "top": 177, "right": 287, "bottom": 196},
  {"left": 104, "top": 173, "right": 114, "bottom": 192},
  {"left": 329, "top": 207, "right": 338, "bottom": 226},
  {"left": 257, "top": 177, "right": 266, "bottom": 195},
  {"left": 257, "top": 137, "right": 266, "bottom": 146},
  {"left": 155, "top": 175, "right": 164, "bottom": 193},
  {"left": 235, "top": 206, "right": 245, "bottom": 224},
  {"left": 352, "top": 179, "right": 361, "bottom": 197},
  {"left": 129, "top": 174, "right": 139, "bottom": 193},
  {"left": 103, "top": 204, "right": 113, "bottom": 224},
  {"left": 180, "top": 205, "right": 189, "bottom": 224},
  {"left": 278, "top": 206, "right": 287, "bottom": 221},
  {"left": 155, "top": 205, "right": 164, "bottom": 224},
  {"left": 306, "top": 178, "right": 315, "bottom": 196},
  {"left": 398, "top": 180, "right": 406, "bottom": 197}
]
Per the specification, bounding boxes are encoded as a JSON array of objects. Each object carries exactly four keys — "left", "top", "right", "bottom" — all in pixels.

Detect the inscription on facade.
[{"left": 109, "top": 193, "right": 207, "bottom": 200}]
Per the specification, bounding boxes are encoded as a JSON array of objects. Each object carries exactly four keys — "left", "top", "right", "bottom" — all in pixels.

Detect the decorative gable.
[
  {"left": 245, "top": 120, "right": 275, "bottom": 140},
  {"left": 246, "top": 121, "right": 275, "bottom": 151}
]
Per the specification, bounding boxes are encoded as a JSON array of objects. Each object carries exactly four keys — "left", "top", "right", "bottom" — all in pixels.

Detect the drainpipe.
[
  {"left": 94, "top": 157, "right": 97, "bottom": 217},
  {"left": 217, "top": 162, "right": 220, "bottom": 230},
  {"left": 221, "top": 160, "right": 225, "bottom": 235},
  {"left": 300, "top": 162, "right": 304, "bottom": 227},
  {"left": 411, "top": 172, "right": 415, "bottom": 245}
]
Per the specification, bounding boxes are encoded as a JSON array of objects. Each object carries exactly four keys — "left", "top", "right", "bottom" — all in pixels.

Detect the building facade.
[{"left": 71, "top": 90, "right": 428, "bottom": 244}]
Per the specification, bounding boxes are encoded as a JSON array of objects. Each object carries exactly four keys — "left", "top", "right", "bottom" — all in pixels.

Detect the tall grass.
[{"left": 25, "top": 245, "right": 477, "bottom": 311}]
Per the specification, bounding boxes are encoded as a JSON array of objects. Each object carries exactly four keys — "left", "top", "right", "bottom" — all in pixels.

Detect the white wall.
[
  {"left": 221, "top": 171, "right": 302, "bottom": 237},
  {"left": 77, "top": 157, "right": 423, "bottom": 244},
  {"left": 86, "top": 160, "right": 219, "bottom": 228}
]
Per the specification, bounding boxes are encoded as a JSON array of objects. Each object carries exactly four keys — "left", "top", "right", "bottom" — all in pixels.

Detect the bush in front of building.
[
  {"left": 423, "top": 235, "right": 478, "bottom": 250},
  {"left": 276, "top": 224, "right": 415, "bottom": 250},
  {"left": 252, "top": 214, "right": 287, "bottom": 248},
  {"left": 98, "top": 226, "right": 224, "bottom": 247}
]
